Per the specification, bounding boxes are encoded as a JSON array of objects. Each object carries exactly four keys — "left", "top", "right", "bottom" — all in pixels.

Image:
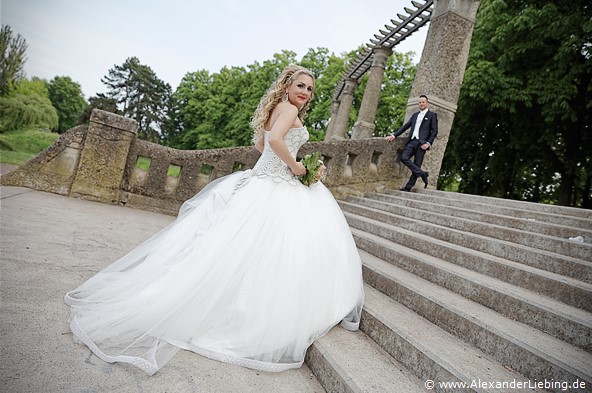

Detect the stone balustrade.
[{"left": 1, "top": 109, "right": 406, "bottom": 215}]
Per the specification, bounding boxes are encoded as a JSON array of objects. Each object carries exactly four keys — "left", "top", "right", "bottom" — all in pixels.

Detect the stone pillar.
[
  {"left": 405, "top": 0, "right": 481, "bottom": 187},
  {"left": 351, "top": 46, "right": 392, "bottom": 139},
  {"left": 70, "top": 109, "right": 138, "bottom": 204},
  {"left": 324, "top": 100, "right": 341, "bottom": 141},
  {"left": 331, "top": 79, "right": 358, "bottom": 140}
]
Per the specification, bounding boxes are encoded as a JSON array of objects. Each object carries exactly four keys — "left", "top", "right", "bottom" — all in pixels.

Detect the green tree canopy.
[
  {"left": 0, "top": 25, "right": 28, "bottom": 96},
  {"left": 9, "top": 77, "right": 49, "bottom": 98},
  {"left": 440, "top": 0, "right": 591, "bottom": 208},
  {"left": 165, "top": 47, "right": 416, "bottom": 149},
  {"left": 168, "top": 50, "right": 300, "bottom": 150},
  {"left": 98, "top": 56, "right": 172, "bottom": 142},
  {"left": 47, "top": 76, "right": 87, "bottom": 133},
  {"left": 0, "top": 94, "right": 58, "bottom": 132}
]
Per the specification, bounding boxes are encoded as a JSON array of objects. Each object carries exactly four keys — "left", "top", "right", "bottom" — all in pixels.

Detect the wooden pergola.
[{"left": 332, "top": 0, "right": 433, "bottom": 102}]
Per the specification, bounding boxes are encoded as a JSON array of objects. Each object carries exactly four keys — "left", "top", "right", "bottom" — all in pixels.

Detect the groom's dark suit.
[{"left": 391, "top": 109, "right": 438, "bottom": 190}]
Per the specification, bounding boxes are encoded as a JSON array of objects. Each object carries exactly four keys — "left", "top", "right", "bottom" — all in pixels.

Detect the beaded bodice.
[{"left": 252, "top": 127, "right": 309, "bottom": 184}]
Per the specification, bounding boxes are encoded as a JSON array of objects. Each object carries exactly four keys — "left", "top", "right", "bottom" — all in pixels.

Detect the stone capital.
[
  {"left": 343, "top": 79, "right": 358, "bottom": 95},
  {"left": 432, "top": 0, "right": 481, "bottom": 23},
  {"left": 371, "top": 46, "right": 393, "bottom": 68},
  {"left": 408, "top": 95, "right": 458, "bottom": 113}
]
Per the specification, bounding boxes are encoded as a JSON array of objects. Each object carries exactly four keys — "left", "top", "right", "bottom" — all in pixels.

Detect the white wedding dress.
[{"left": 65, "top": 127, "right": 364, "bottom": 375}]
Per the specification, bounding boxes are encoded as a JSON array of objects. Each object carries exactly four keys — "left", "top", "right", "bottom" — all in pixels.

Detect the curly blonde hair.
[{"left": 250, "top": 65, "right": 315, "bottom": 144}]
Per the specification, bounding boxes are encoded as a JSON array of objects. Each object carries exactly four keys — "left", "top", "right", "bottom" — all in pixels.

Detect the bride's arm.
[{"left": 268, "top": 103, "right": 306, "bottom": 176}]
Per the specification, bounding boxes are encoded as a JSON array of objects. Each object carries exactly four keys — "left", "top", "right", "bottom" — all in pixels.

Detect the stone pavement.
[{"left": 0, "top": 186, "right": 324, "bottom": 393}]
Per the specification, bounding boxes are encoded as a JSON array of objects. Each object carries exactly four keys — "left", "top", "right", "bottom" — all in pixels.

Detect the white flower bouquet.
[{"left": 298, "top": 152, "right": 326, "bottom": 187}]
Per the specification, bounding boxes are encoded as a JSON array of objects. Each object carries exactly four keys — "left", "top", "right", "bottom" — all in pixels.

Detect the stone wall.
[{"left": 1, "top": 109, "right": 408, "bottom": 215}]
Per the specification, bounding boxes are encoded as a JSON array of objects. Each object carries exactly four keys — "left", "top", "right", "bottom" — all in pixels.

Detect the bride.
[{"left": 65, "top": 65, "right": 365, "bottom": 375}]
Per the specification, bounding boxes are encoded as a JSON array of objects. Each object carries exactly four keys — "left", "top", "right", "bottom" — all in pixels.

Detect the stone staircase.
[{"left": 305, "top": 189, "right": 592, "bottom": 393}]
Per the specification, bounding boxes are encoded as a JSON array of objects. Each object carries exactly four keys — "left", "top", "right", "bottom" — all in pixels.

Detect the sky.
[{"left": 1, "top": 0, "right": 428, "bottom": 100}]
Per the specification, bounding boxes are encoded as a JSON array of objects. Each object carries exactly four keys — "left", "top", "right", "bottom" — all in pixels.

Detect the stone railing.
[{"left": 1, "top": 109, "right": 408, "bottom": 215}]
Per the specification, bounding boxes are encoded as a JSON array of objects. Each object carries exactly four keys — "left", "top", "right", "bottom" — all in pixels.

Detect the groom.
[{"left": 385, "top": 95, "right": 438, "bottom": 191}]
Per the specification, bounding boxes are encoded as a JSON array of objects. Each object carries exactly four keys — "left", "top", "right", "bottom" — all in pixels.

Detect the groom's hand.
[{"left": 385, "top": 135, "right": 396, "bottom": 142}]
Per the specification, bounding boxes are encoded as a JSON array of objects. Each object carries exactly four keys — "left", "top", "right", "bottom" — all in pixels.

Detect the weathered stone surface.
[
  {"left": 330, "top": 79, "right": 358, "bottom": 140},
  {"left": 70, "top": 110, "right": 138, "bottom": 204},
  {"left": 0, "top": 125, "right": 87, "bottom": 195}
]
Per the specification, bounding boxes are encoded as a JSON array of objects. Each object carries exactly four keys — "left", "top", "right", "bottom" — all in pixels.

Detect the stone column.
[
  {"left": 331, "top": 79, "right": 358, "bottom": 140},
  {"left": 406, "top": 0, "right": 481, "bottom": 187},
  {"left": 351, "top": 46, "right": 392, "bottom": 139},
  {"left": 70, "top": 109, "right": 138, "bottom": 204},
  {"left": 324, "top": 100, "right": 341, "bottom": 141}
]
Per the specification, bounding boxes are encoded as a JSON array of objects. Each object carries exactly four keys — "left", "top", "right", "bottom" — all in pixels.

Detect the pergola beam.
[{"left": 332, "top": 0, "right": 434, "bottom": 101}]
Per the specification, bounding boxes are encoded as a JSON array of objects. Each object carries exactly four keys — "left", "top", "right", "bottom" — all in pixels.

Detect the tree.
[
  {"left": 0, "top": 25, "right": 28, "bottom": 96},
  {"left": 0, "top": 94, "right": 58, "bottom": 132},
  {"left": 163, "top": 69, "right": 212, "bottom": 149},
  {"left": 440, "top": 0, "right": 591, "bottom": 208},
  {"left": 100, "top": 57, "right": 172, "bottom": 142},
  {"left": 170, "top": 50, "right": 299, "bottom": 150},
  {"left": 0, "top": 77, "right": 58, "bottom": 132},
  {"left": 47, "top": 76, "right": 87, "bottom": 133},
  {"left": 9, "top": 77, "right": 48, "bottom": 97},
  {"left": 77, "top": 95, "right": 119, "bottom": 125}
]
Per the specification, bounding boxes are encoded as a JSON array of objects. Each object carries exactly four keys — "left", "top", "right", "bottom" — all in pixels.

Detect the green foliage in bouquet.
[{"left": 299, "top": 151, "right": 326, "bottom": 187}]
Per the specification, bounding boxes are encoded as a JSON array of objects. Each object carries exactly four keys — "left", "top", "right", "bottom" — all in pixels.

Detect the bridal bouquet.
[{"left": 298, "top": 151, "right": 326, "bottom": 187}]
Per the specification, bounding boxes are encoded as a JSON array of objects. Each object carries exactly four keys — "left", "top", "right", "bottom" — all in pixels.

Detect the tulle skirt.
[{"left": 65, "top": 170, "right": 364, "bottom": 375}]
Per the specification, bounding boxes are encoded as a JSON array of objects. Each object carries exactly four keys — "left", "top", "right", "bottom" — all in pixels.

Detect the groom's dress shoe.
[
  {"left": 399, "top": 188, "right": 410, "bottom": 192},
  {"left": 421, "top": 172, "right": 429, "bottom": 188}
]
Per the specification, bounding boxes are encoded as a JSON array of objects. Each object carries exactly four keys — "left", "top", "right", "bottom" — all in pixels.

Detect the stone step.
[
  {"left": 420, "top": 189, "right": 592, "bottom": 220},
  {"left": 305, "top": 327, "right": 425, "bottom": 393},
  {"left": 343, "top": 196, "right": 591, "bottom": 261},
  {"left": 341, "top": 202, "right": 592, "bottom": 284},
  {"left": 359, "top": 250, "right": 592, "bottom": 389},
  {"left": 350, "top": 221, "right": 592, "bottom": 312},
  {"left": 352, "top": 227, "right": 592, "bottom": 347},
  {"left": 359, "top": 192, "right": 592, "bottom": 243},
  {"left": 384, "top": 190, "right": 592, "bottom": 230},
  {"left": 361, "top": 284, "right": 545, "bottom": 393}
]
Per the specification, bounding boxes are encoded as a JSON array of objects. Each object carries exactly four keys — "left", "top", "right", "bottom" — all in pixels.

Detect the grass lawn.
[
  {"left": 0, "top": 128, "right": 60, "bottom": 166},
  {"left": 0, "top": 150, "right": 37, "bottom": 165},
  {"left": 135, "top": 155, "right": 181, "bottom": 177}
]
